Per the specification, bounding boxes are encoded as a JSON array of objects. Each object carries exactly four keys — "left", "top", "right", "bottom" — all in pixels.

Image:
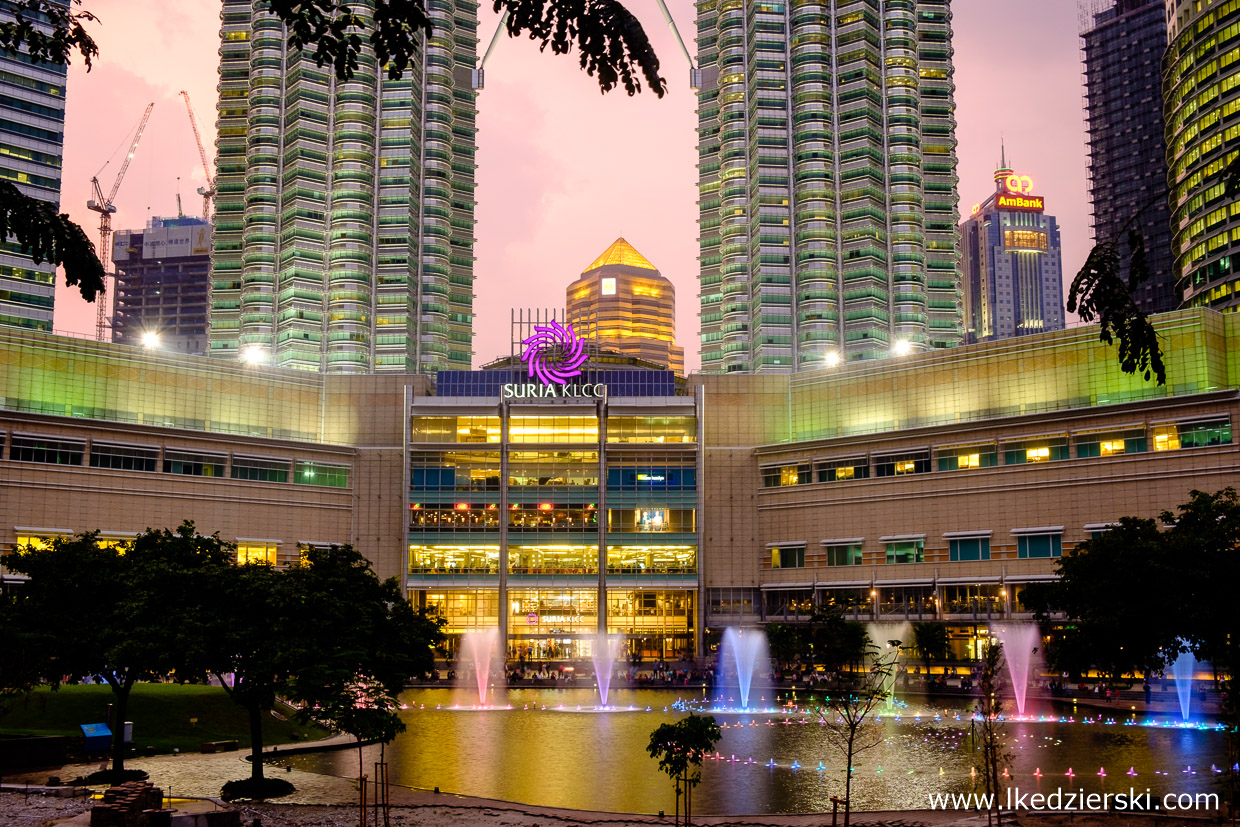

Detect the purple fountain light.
[
  {"left": 593, "top": 633, "right": 619, "bottom": 707},
  {"left": 993, "top": 623, "right": 1040, "bottom": 716},
  {"left": 521, "top": 320, "right": 588, "bottom": 386}
]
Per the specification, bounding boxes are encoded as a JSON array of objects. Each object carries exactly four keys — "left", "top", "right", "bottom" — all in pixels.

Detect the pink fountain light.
[{"left": 521, "top": 320, "right": 588, "bottom": 386}]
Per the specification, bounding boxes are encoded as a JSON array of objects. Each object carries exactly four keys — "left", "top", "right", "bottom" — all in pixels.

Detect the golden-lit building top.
[
  {"left": 568, "top": 238, "right": 685, "bottom": 376},
  {"left": 583, "top": 238, "right": 658, "bottom": 273}
]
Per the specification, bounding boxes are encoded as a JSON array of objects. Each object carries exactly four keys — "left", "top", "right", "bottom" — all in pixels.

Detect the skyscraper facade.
[
  {"left": 112, "top": 217, "right": 212, "bottom": 354},
  {"left": 959, "top": 166, "right": 1065, "bottom": 343},
  {"left": 566, "top": 238, "right": 685, "bottom": 376},
  {"left": 210, "top": 0, "right": 478, "bottom": 373},
  {"left": 695, "top": 0, "right": 961, "bottom": 373},
  {"left": 0, "top": 0, "right": 67, "bottom": 333},
  {"left": 1164, "top": 0, "right": 1240, "bottom": 311},
  {"left": 1083, "top": 0, "right": 1176, "bottom": 314}
]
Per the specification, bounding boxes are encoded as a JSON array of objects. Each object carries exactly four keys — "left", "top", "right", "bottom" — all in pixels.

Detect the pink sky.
[{"left": 54, "top": 0, "right": 1092, "bottom": 372}]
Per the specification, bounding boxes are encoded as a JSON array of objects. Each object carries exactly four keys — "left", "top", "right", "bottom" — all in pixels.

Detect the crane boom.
[
  {"left": 180, "top": 91, "right": 216, "bottom": 218},
  {"left": 87, "top": 101, "right": 154, "bottom": 342},
  {"left": 106, "top": 102, "right": 154, "bottom": 205}
]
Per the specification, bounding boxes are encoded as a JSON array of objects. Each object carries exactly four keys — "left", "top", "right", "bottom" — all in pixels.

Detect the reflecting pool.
[{"left": 279, "top": 688, "right": 1229, "bottom": 815}]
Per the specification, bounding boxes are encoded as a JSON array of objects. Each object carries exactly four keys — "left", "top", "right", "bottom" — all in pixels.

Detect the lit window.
[
  {"left": 894, "top": 460, "right": 917, "bottom": 474},
  {"left": 1026, "top": 447, "right": 1050, "bottom": 462},
  {"left": 772, "top": 546, "right": 805, "bottom": 569},
  {"left": 1099, "top": 440, "right": 1125, "bottom": 456},
  {"left": 958, "top": 453, "right": 980, "bottom": 469},
  {"left": 1153, "top": 425, "right": 1181, "bottom": 451},
  {"left": 237, "top": 542, "right": 277, "bottom": 565},
  {"left": 834, "top": 465, "right": 855, "bottom": 480}
]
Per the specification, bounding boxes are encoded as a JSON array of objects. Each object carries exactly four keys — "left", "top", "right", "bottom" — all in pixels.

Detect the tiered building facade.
[
  {"left": 695, "top": 0, "right": 961, "bottom": 372},
  {"left": 209, "top": 0, "right": 479, "bottom": 373}
]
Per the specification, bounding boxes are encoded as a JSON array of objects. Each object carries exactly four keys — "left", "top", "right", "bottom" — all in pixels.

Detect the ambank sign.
[{"left": 501, "top": 318, "right": 606, "bottom": 399}]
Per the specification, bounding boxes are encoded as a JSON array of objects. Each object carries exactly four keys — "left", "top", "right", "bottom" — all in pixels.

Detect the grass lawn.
[{"left": 0, "top": 684, "right": 329, "bottom": 754}]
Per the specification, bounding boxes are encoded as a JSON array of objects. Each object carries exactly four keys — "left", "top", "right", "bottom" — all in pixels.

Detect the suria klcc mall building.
[{"left": 3, "top": 308, "right": 1240, "bottom": 662}]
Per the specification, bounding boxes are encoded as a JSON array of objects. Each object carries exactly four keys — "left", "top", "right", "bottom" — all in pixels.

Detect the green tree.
[
  {"left": 0, "top": 585, "right": 46, "bottom": 723},
  {"left": 974, "top": 640, "right": 1009, "bottom": 827},
  {"left": 764, "top": 623, "right": 802, "bottom": 672},
  {"left": 821, "top": 644, "right": 896, "bottom": 827},
  {"left": 646, "top": 713, "right": 722, "bottom": 826},
  {"left": 1, "top": 523, "right": 233, "bottom": 779},
  {"left": 1039, "top": 517, "right": 1178, "bottom": 681},
  {"left": 911, "top": 622, "right": 949, "bottom": 676},
  {"left": 204, "top": 544, "right": 444, "bottom": 800}
]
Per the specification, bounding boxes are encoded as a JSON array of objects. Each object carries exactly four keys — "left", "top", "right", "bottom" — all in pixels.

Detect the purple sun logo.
[{"left": 521, "top": 320, "right": 588, "bottom": 386}]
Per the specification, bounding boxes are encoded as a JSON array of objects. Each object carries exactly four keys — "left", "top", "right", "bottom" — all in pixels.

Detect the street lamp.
[
  {"left": 240, "top": 345, "right": 268, "bottom": 366},
  {"left": 891, "top": 340, "right": 912, "bottom": 357},
  {"left": 140, "top": 331, "right": 160, "bottom": 349}
]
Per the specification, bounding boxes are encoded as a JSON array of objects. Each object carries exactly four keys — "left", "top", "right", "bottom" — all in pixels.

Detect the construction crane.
[
  {"left": 87, "top": 101, "right": 154, "bottom": 342},
  {"left": 180, "top": 91, "right": 215, "bottom": 219}
]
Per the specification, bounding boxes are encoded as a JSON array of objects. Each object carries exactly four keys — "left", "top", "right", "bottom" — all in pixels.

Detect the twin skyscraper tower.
[{"left": 207, "top": 0, "right": 960, "bottom": 374}]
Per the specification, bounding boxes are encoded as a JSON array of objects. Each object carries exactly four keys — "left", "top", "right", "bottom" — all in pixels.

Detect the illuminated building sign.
[
  {"left": 636, "top": 473, "right": 665, "bottom": 482},
  {"left": 1002, "top": 173, "right": 1035, "bottom": 194},
  {"left": 996, "top": 194, "right": 1045, "bottom": 212},
  {"left": 601, "top": 277, "right": 616, "bottom": 296},
  {"left": 502, "top": 382, "right": 606, "bottom": 399},
  {"left": 521, "top": 319, "right": 588, "bottom": 386}
]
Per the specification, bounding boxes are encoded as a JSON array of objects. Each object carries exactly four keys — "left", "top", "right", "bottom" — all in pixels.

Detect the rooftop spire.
[{"left": 583, "top": 237, "right": 657, "bottom": 273}]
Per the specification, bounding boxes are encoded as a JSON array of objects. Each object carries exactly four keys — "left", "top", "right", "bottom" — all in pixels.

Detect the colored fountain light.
[
  {"left": 459, "top": 628, "right": 501, "bottom": 707},
  {"left": 592, "top": 633, "right": 619, "bottom": 707},
  {"left": 992, "top": 623, "right": 1040, "bottom": 716},
  {"left": 1170, "top": 646, "right": 1198, "bottom": 723},
  {"left": 719, "top": 627, "right": 770, "bottom": 710}
]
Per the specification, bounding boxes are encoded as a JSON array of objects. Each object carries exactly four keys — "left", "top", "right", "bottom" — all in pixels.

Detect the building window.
[
  {"left": 295, "top": 460, "right": 350, "bottom": 488},
  {"left": 1075, "top": 429, "right": 1147, "bottom": 458},
  {"left": 707, "top": 587, "right": 758, "bottom": 616},
  {"left": 1017, "top": 533, "right": 1062, "bottom": 559},
  {"left": 936, "top": 444, "right": 997, "bottom": 471},
  {"left": 411, "top": 416, "right": 501, "bottom": 443},
  {"left": 817, "top": 457, "right": 869, "bottom": 482},
  {"left": 163, "top": 449, "right": 225, "bottom": 477},
  {"left": 874, "top": 451, "right": 930, "bottom": 477},
  {"left": 89, "top": 442, "right": 158, "bottom": 472},
  {"left": 948, "top": 537, "right": 991, "bottom": 562},
  {"left": 885, "top": 539, "right": 924, "bottom": 564},
  {"left": 607, "top": 416, "right": 696, "bottom": 443},
  {"left": 607, "top": 466, "right": 695, "bottom": 489},
  {"left": 824, "top": 543, "right": 863, "bottom": 566},
  {"left": 236, "top": 541, "right": 277, "bottom": 565},
  {"left": 231, "top": 455, "right": 290, "bottom": 483},
  {"left": 762, "top": 463, "right": 810, "bottom": 487},
  {"left": 1003, "top": 437, "right": 1069, "bottom": 464},
  {"left": 1152, "top": 417, "right": 1232, "bottom": 450},
  {"left": 10, "top": 436, "right": 84, "bottom": 465},
  {"left": 771, "top": 545, "right": 805, "bottom": 568}
]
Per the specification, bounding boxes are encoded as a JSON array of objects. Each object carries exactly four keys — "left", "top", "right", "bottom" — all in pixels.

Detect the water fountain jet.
[
  {"left": 992, "top": 623, "right": 1040, "bottom": 716},
  {"left": 719, "top": 627, "right": 770, "bottom": 710},
  {"left": 458, "top": 628, "right": 502, "bottom": 707},
  {"left": 592, "top": 633, "right": 619, "bottom": 707}
]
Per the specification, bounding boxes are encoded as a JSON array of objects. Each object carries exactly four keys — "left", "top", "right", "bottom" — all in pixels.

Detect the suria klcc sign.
[{"left": 502, "top": 320, "right": 606, "bottom": 399}]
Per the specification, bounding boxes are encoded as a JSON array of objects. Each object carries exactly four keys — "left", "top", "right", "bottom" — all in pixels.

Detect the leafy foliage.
[
  {"left": 910, "top": 622, "right": 949, "bottom": 673},
  {"left": 0, "top": 0, "right": 98, "bottom": 70},
  {"left": 498, "top": 0, "right": 665, "bottom": 96},
  {"left": 1067, "top": 227, "right": 1165, "bottom": 384},
  {"left": 1, "top": 523, "right": 234, "bottom": 773},
  {"left": 646, "top": 713, "right": 722, "bottom": 825},
  {"left": 266, "top": 0, "right": 665, "bottom": 96}
]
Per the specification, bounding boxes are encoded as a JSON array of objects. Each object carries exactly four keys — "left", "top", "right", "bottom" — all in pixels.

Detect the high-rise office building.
[
  {"left": 112, "top": 217, "right": 211, "bottom": 354},
  {"left": 959, "top": 164, "right": 1065, "bottom": 343},
  {"left": 1082, "top": 0, "right": 1176, "bottom": 314},
  {"left": 210, "top": 0, "right": 478, "bottom": 373},
  {"left": 694, "top": 0, "right": 961, "bottom": 373},
  {"left": 1164, "top": 0, "right": 1240, "bottom": 311},
  {"left": 566, "top": 238, "right": 685, "bottom": 376},
  {"left": 0, "top": 0, "right": 67, "bottom": 332}
]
